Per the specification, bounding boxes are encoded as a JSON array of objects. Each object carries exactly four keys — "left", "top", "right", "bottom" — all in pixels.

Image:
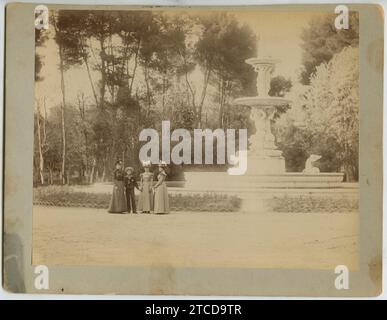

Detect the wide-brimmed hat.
[
  {"left": 158, "top": 161, "right": 167, "bottom": 167},
  {"left": 142, "top": 160, "right": 151, "bottom": 168},
  {"left": 125, "top": 166, "right": 134, "bottom": 173}
]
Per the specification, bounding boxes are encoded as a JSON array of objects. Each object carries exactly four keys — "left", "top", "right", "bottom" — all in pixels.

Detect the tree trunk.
[
  {"left": 128, "top": 40, "right": 141, "bottom": 96},
  {"left": 162, "top": 75, "right": 167, "bottom": 117},
  {"left": 36, "top": 102, "right": 44, "bottom": 185},
  {"left": 218, "top": 78, "right": 230, "bottom": 128},
  {"left": 144, "top": 66, "right": 152, "bottom": 118},
  {"left": 54, "top": 16, "right": 67, "bottom": 185},
  {"left": 99, "top": 38, "right": 107, "bottom": 110},
  {"left": 77, "top": 93, "right": 89, "bottom": 183},
  {"left": 102, "top": 164, "right": 106, "bottom": 182},
  {"left": 197, "top": 68, "right": 211, "bottom": 128},
  {"left": 108, "top": 35, "right": 115, "bottom": 103},
  {"left": 49, "top": 168, "right": 53, "bottom": 185},
  {"left": 43, "top": 97, "right": 47, "bottom": 149},
  {"left": 59, "top": 54, "right": 66, "bottom": 185},
  {"left": 83, "top": 55, "right": 99, "bottom": 106},
  {"left": 57, "top": 69, "right": 66, "bottom": 184},
  {"left": 89, "top": 158, "right": 96, "bottom": 184},
  {"left": 218, "top": 77, "right": 225, "bottom": 127}
]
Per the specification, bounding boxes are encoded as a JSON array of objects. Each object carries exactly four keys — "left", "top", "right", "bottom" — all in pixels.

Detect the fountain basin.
[
  {"left": 245, "top": 57, "right": 280, "bottom": 65},
  {"left": 234, "top": 96, "right": 291, "bottom": 107},
  {"left": 184, "top": 171, "right": 345, "bottom": 191}
]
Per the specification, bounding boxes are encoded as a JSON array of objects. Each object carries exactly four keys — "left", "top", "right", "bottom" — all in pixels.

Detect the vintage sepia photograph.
[
  {"left": 31, "top": 7, "right": 361, "bottom": 273},
  {"left": 2, "top": 0, "right": 384, "bottom": 297}
]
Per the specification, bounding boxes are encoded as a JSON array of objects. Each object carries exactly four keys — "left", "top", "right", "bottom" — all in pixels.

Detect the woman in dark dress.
[{"left": 108, "top": 161, "right": 128, "bottom": 213}]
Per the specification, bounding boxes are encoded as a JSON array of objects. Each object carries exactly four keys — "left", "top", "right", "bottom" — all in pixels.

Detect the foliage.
[
  {"left": 33, "top": 186, "right": 242, "bottom": 212},
  {"left": 35, "top": 29, "right": 48, "bottom": 81},
  {"left": 270, "top": 75, "right": 292, "bottom": 118},
  {"left": 34, "top": 10, "right": 259, "bottom": 184},
  {"left": 196, "top": 13, "right": 256, "bottom": 127},
  {"left": 269, "top": 195, "right": 358, "bottom": 213},
  {"left": 300, "top": 13, "right": 359, "bottom": 84},
  {"left": 269, "top": 76, "right": 292, "bottom": 98},
  {"left": 275, "top": 47, "right": 359, "bottom": 179},
  {"left": 275, "top": 120, "right": 310, "bottom": 172},
  {"left": 303, "top": 47, "right": 359, "bottom": 180},
  {"left": 272, "top": 14, "right": 359, "bottom": 176}
]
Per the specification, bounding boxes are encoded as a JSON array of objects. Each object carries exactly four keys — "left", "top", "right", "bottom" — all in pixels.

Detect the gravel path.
[{"left": 32, "top": 206, "right": 358, "bottom": 270}]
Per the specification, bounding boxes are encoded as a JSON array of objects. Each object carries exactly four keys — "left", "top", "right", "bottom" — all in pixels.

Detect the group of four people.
[{"left": 108, "top": 160, "right": 170, "bottom": 214}]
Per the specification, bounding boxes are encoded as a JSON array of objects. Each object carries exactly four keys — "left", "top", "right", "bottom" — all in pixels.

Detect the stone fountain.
[
  {"left": 234, "top": 56, "right": 291, "bottom": 175},
  {"left": 183, "top": 48, "right": 345, "bottom": 191}
]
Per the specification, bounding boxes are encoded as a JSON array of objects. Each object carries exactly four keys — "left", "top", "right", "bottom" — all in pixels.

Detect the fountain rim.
[
  {"left": 233, "top": 96, "right": 291, "bottom": 107},
  {"left": 245, "top": 57, "right": 281, "bottom": 65}
]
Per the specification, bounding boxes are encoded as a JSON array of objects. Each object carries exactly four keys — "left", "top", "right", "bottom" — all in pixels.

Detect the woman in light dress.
[
  {"left": 137, "top": 161, "right": 153, "bottom": 213},
  {"left": 153, "top": 162, "right": 170, "bottom": 214}
]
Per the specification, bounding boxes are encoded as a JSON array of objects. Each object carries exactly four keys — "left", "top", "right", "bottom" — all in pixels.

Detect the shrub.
[
  {"left": 269, "top": 195, "right": 358, "bottom": 213},
  {"left": 33, "top": 186, "right": 241, "bottom": 212}
]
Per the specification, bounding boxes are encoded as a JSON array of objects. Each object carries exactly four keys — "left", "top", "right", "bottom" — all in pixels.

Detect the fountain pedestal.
[
  {"left": 246, "top": 107, "right": 285, "bottom": 174},
  {"left": 234, "top": 57, "right": 289, "bottom": 174}
]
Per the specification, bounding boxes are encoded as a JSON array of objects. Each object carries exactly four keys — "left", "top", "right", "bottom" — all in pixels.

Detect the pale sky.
[{"left": 35, "top": 10, "right": 326, "bottom": 110}]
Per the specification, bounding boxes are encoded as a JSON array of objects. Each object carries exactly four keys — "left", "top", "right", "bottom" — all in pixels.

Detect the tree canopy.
[
  {"left": 300, "top": 13, "right": 359, "bottom": 84},
  {"left": 34, "top": 10, "right": 258, "bottom": 184}
]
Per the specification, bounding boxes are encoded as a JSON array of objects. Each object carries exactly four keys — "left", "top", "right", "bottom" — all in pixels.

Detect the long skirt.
[
  {"left": 108, "top": 181, "right": 127, "bottom": 213},
  {"left": 138, "top": 182, "right": 153, "bottom": 212},
  {"left": 153, "top": 183, "right": 170, "bottom": 214}
]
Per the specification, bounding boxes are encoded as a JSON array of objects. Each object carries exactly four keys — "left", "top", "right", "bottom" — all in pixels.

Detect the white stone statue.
[{"left": 303, "top": 154, "right": 322, "bottom": 174}]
